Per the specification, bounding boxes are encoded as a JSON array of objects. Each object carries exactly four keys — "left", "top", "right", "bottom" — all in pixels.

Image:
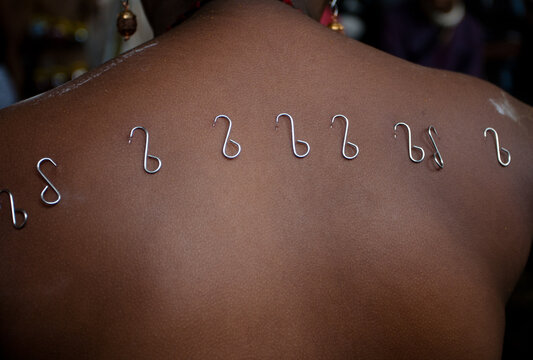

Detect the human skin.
[
  {"left": 141, "top": 0, "right": 330, "bottom": 35},
  {"left": 0, "top": 0, "right": 532, "bottom": 358}
]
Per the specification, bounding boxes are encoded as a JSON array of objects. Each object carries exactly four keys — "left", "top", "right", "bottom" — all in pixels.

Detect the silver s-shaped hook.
[
  {"left": 128, "top": 126, "right": 162, "bottom": 174},
  {"left": 331, "top": 114, "right": 359, "bottom": 160},
  {"left": 394, "top": 122, "right": 425, "bottom": 163},
  {"left": 37, "top": 158, "right": 61, "bottom": 205},
  {"left": 213, "top": 115, "right": 241, "bottom": 159},
  {"left": 428, "top": 126, "right": 444, "bottom": 169},
  {"left": 275, "top": 113, "right": 310, "bottom": 158},
  {"left": 484, "top": 127, "right": 511, "bottom": 167},
  {"left": 0, "top": 189, "right": 28, "bottom": 229}
]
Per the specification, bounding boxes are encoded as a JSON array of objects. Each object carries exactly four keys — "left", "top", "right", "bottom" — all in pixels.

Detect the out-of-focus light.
[
  {"left": 30, "top": 18, "right": 48, "bottom": 38},
  {"left": 72, "top": 68, "right": 87, "bottom": 79},
  {"left": 52, "top": 72, "right": 68, "bottom": 87},
  {"left": 75, "top": 27, "right": 89, "bottom": 43},
  {"left": 340, "top": 15, "right": 365, "bottom": 39}
]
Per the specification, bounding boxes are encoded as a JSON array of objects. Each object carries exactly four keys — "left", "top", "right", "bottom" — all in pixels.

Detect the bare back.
[{"left": 1, "top": 1, "right": 533, "bottom": 358}]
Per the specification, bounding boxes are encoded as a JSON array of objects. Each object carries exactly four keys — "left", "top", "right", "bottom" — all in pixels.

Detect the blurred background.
[
  {"left": 1, "top": 0, "right": 533, "bottom": 108},
  {"left": 0, "top": 0, "right": 153, "bottom": 108},
  {"left": 0, "top": 0, "right": 531, "bottom": 358}
]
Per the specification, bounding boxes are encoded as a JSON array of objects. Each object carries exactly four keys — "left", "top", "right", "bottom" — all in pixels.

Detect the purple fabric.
[{"left": 380, "top": 3, "right": 484, "bottom": 77}]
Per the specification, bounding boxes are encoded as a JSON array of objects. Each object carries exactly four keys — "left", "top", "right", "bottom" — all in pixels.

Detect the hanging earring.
[
  {"left": 117, "top": 0, "right": 137, "bottom": 41},
  {"left": 327, "top": 0, "right": 344, "bottom": 34}
]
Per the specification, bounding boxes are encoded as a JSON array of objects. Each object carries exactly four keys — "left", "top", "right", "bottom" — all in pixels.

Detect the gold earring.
[
  {"left": 117, "top": 0, "right": 137, "bottom": 41},
  {"left": 327, "top": 0, "right": 344, "bottom": 34}
]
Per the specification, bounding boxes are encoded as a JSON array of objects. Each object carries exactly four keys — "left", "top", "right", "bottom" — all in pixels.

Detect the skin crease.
[{"left": 0, "top": 0, "right": 533, "bottom": 358}]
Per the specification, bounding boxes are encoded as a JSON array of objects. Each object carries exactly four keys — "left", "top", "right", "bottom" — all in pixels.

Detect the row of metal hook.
[
  {"left": 0, "top": 113, "right": 511, "bottom": 230},
  {"left": 136, "top": 113, "right": 511, "bottom": 167},
  {"left": 217, "top": 113, "right": 510, "bottom": 168}
]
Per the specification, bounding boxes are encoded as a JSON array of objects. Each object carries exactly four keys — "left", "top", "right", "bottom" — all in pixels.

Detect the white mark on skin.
[
  {"left": 25, "top": 41, "right": 159, "bottom": 104},
  {"left": 17, "top": 91, "right": 46, "bottom": 105},
  {"left": 489, "top": 92, "right": 519, "bottom": 124},
  {"left": 130, "top": 41, "right": 158, "bottom": 54}
]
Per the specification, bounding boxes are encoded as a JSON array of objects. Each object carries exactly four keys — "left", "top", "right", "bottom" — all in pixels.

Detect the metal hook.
[
  {"left": 394, "top": 122, "right": 425, "bottom": 163},
  {"left": 275, "top": 113, "right": 310, "bottom": 158},
  {"left": 128, "top": 126, "right": 162, "bottom": 174},
  {"left": 0, "top": 189, "right": 28, "bottom": 229},
  {"left": 331, "top": 114, "right": 359, "bottom": 160},
  {"left": 484, "top": 127, "right": 511, "bottom": 167},
  {"left": 428, "top": 126, "right": 444, "bottom": 169},
  {"left": 213, "top": 115, "right": 241, "bottom": 159},
  {"left": 330, "top": 0, "right": 339, "bottom": 15},
  {"left": 37, "top": 158, "right": 61, "bottom": 205}
]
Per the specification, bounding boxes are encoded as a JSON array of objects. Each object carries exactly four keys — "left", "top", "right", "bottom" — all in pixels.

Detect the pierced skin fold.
[{"left": 1, "top": 0, "right": 532, "bottom": 359}]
